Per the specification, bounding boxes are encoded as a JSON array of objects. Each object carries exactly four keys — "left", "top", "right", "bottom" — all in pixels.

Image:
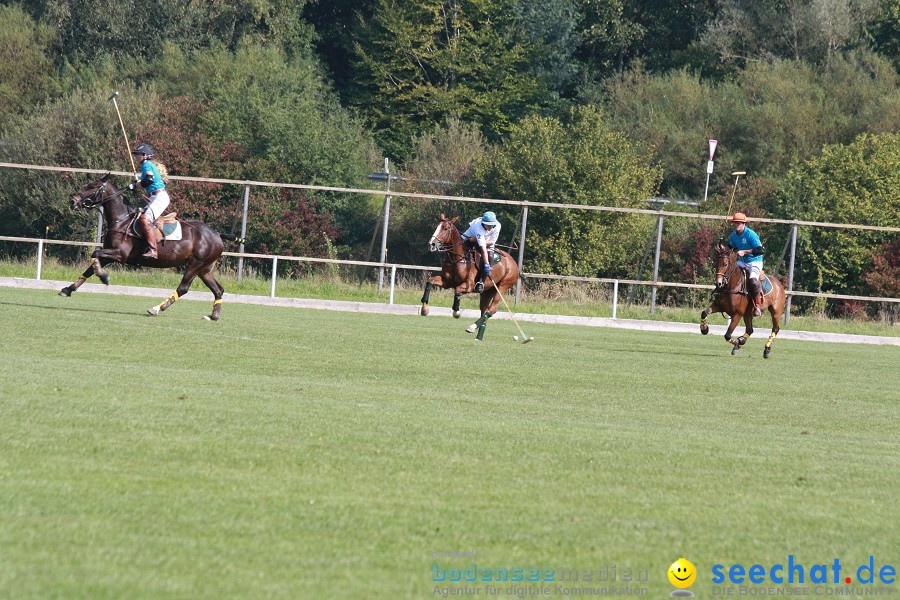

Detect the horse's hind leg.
[
  {"left": 147, "top": 262, "right": 201, "bottom": 316},
  {"left": 59, "top": 257, "right": 112, "bottom": 296},
  {"left": 764, "top": 289, "right": 784, "bottom": 359},
  {"left": 198, "top": 266, "right": 224, "bottom": 321}
]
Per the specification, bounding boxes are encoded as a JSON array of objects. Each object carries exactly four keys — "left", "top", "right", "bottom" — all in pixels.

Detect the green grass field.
[{"left": 0, "top": 287, "right": 898, "bottom": 599}]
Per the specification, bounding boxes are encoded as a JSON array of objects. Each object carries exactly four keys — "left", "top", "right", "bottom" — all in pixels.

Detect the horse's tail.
[{"left": 220, "top": 233, "right": 247, "bottom": 244}]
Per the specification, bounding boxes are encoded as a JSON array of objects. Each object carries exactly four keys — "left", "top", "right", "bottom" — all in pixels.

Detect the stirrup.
[
  {"left": 474, "top": 281, "right": 484, "bottom": 293},
  {"left": 142, "top": 248, "right": 158, "bottom": 259}
]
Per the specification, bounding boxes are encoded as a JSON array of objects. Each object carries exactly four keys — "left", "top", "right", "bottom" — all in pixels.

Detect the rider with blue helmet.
[{"left": 462, "top": 211, "right": 501, "bottom": 292}]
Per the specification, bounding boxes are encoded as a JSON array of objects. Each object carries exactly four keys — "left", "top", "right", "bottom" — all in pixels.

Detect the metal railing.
[{"left": 2, "top": 162, "right": 898, "bottom": 324}]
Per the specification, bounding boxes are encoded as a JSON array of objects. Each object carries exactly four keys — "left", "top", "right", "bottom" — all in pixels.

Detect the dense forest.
[{"left": 0, "top": 0, "right": 897, "bottom": 314}]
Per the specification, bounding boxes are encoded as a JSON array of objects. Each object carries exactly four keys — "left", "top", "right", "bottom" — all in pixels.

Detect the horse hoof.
[
  {"left": 465, "top": 323, "right": 477, "bottom": 334},
  {"left": 453, "top": 310, "right": 461, "bottom": 319},
  {"left": 764, "top": 348, "right": 771, "bottom": 359},
  {"left": 420, "top": 305, "right": 429, "bottom": 316},
  {"left": 99, "top": 273, "right": 109, "bottom": 285},
  {"left": 203, "top": 315, "right": 218, "bottom": 321},
  {"left": 731, "top": 345, "right": 740, "bottom": 356},
  {"left": 59, "top": 287, "right": 72, "bottom": 297},
  {"left": 147, "top": 305, "right": 161, "bottom": 316},
  {"left": 700, "top": 325, "right": 708, "bottom": 335}
]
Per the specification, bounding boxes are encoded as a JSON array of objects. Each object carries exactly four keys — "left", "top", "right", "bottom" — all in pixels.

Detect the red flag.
[{"left": 708, "top": 139, "right": 718, "bottom": 161}]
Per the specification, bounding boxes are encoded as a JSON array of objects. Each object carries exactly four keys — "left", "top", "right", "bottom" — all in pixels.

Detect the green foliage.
[
  {"left": 476, "top": 106, "right": 661, "bottom": 277},
  {"left": 20, "top": 0, "right": 316, "bottom": 62},
  {"left": 774, "top": 133, "right": 900, "bottom": 295},
  {"left": 0, "top": 5, "right": 58, "bottom": 129},
  {"left": 596, "top": 52, "right": 900, "bottom": 197},
  {"left": 350, "top": 0, "right": 542, "bottom": 159}
]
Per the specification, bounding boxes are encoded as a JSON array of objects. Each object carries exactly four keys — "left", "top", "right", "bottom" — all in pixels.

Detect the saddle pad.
[
  {"left": 162, "top": 222, "right": 182, "bottom": 240},
  {"left": 761, "top": 275, "right": 773, "bottom": 295},
  {"left": 491, "top": 251, "right": 502, "bottom": 265}
]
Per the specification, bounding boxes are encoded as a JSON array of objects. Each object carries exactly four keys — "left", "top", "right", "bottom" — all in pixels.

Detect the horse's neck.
[
  {"left": 447, "top": 227, "right": 465, "bottom": 260},
  {"left": 727, "top": 256, "right": 743, "bottom": 290},
  {"left": 101, "top": 186, "right": 130, "bottom": 225}
]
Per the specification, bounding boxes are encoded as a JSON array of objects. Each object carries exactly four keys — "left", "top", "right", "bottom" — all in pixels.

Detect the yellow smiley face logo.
[{"left": 668, "top": 558, "right": 697, "bottom": 588}]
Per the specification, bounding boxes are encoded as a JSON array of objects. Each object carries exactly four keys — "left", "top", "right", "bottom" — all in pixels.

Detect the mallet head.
[{"left": 108, "top": 91, "right": 119, "bottom": 101}]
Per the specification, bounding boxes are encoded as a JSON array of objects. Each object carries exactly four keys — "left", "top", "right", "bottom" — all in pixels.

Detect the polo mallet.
[
  {"left": 725, "top": 170, "right": 746, "bottom": 227},
  {"left": 108, "top": 92, "right": 138, "bottom": 175},
  {"left": 489, "top": 276, "right": 533, "bottom": 344}
]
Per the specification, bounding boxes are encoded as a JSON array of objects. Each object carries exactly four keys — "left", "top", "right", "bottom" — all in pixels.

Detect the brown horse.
[
  {"left": 59, "top": 174, "right": 238, "bottom": 321},
  {"left": 420, "top": 214, "right": 520, "bottom": 339},
  {"left": 700, "top": 241, "right": 787, "bottom": 358}
]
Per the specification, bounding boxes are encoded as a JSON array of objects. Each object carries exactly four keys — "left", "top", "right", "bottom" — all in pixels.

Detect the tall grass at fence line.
[{"left": 0, "top": 256, "right": 896, "bottom": 336}]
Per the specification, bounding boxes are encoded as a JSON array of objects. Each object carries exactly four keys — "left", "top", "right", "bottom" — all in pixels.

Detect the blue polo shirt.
[
  {"left": 729, "top": 226, "right": 763, "bottom": 263},
  {"left": 140, "top": 160, "right": 166, "bottom": 194}
]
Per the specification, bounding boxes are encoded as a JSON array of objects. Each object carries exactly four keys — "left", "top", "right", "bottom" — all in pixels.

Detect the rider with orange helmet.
[{"left": 728, "top": 212, "right": 765, "bottom": 316}]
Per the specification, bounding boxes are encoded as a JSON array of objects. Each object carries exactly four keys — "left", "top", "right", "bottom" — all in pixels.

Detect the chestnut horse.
[
  {"left": 420, "top": 214, "right": 520, "bottom": 339},
  {"left": 60, "top": 174, "right": 238, "bottom": 321},
  {"left": 700, "top": 241, "right": 786, "bottom": 358}
]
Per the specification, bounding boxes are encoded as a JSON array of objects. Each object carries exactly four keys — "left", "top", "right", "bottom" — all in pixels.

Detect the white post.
[
  {"left": 611, "top": 279, "right": 618, "bottom": 319},
  {"left": 377, "top": 158, "right": 391, "bottom": 292},
  {"left": 650, "top": 214, "right": 664, "bottom": 314},
  {"left": 237, "top": 185, "right": 250, "bottom": 283},
  {"left": 36, "top": 238, "right": 44, "bottom": 280},
  {"left": 703, "top": 139, "right": 717, "bottom": 205},
  {"left": 270, "top": 256, "right": 278, "bottom": 298},
  {"left": 388, "top": 265, "right": 396, "bottom": 305},
  {"left": 785, "top": 222, "right": 798, "bottom": 325},
  {"left": 514, "top": 205, "right": 529, "bottom": 306}
]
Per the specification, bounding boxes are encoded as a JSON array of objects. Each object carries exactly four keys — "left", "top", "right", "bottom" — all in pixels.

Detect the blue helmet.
[{"left": 481, "top": 211, "right": 498, "bottom": 226}]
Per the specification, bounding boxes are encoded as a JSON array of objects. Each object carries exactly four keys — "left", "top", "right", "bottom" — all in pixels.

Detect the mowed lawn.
[{"left": 0, "top": 287, "right": 897, "bottom": 599}]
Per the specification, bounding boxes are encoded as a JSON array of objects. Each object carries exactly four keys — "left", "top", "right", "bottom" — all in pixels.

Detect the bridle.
[
  {"left": 714, "top": 246, "right": 746, "bottom": 295},
  {"left": 73, "top": 182, "right": 119, "bottom": 209},
  {"left": 429, "top": 220, "right": 466, "bottom": 262}
]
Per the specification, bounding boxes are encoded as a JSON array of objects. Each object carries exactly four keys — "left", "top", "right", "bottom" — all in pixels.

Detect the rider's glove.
[
  {"left": 133, "top": 173, "right": 140, "bottom": 184},
  {"left": 482, "top": 263, "right": 491, "bottom": 276}
]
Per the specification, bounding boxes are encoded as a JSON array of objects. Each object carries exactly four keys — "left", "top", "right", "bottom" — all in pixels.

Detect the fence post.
[
  {"left": 377, "top": 158, "right": 391, "bottom": 292},
  {"left": 785, "top": 222, "right": 798, "bottom": 325},
  {"left": 389, "top": 264, "right": 396, "bottom": 305},
  {"left": 514, "top": 205, "right": 529, "bottom": 306},
  {"left": 36, "top": 238, "right": 44, "bottom": 281},
  {"left": 237, "top": 185, "right": 250, "bottom": 283},
  {"left": 270, "top": 256, "right": 278, "bottom": 298},
  {"left": 612, "top": 279, "right": 618, "bottom": 319},
  {"left": 96, "top": 211, "right": 103, "bottom": 246},
  {"left": 650, "top": 214, "right": 664, "bottom": 314}
]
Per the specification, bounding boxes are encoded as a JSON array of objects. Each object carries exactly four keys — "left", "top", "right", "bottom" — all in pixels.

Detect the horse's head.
[
  {"left": 70, "top": 173, "right": 113, "bottom": 210},
  {"left": 713, "top": 240, "right": 733, "bottom": 289},
  {"left": 428, "top": 214, "right": 459, "bottom": 252}
]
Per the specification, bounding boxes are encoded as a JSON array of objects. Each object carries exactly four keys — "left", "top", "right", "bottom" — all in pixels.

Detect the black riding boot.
[{"left": 748, "top": 278, "right": 762, "bottom": 316}]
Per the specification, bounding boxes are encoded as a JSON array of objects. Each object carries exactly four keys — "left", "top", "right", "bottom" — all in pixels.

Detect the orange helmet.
[{"left": 732, "top": 212, "right": 748, "bottom": 223}]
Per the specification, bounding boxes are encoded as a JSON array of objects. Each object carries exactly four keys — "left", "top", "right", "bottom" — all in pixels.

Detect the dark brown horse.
[
  {"left": 59, "top": 174, "right": 237, "bottom": 321},
  {"left": 420, "top": 214, "right": 520, "bottom": 339},
  {"left": 700, "top": 241, "right": 787, "bottom": 357}
]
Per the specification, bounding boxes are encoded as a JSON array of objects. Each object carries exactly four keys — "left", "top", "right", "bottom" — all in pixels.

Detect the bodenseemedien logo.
[{"left": 669, "top": 558, "right": 697, "bottom": 597}]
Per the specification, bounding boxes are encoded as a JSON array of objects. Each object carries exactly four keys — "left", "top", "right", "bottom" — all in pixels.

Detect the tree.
[
  {"left": 476, "top": 106, "right": 661, "bottom": 277},
  {"left": 0, "top": 5, "right": 58, "bottom": 129},
  {"left": 349, "top": 0, "right": 541, "bottom": 159},
  {"left": 773, "top": 133, "right": 900, "bottom": 296}
]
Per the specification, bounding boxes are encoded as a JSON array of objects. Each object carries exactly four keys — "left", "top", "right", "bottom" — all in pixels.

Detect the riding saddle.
[{"left": 130, "top": 213, "right": 182, "bottom": 242}]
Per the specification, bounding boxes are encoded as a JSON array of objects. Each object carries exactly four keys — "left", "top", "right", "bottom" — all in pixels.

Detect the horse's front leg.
[
  {"left": 421, "top": 275, "right": 444, "bottom": 316},
  {"left": 59, "top": 255, "right": 113, "bottom": 296},
  {"left": 699, "top": 299, "right": 720, "bottom": 335}
]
